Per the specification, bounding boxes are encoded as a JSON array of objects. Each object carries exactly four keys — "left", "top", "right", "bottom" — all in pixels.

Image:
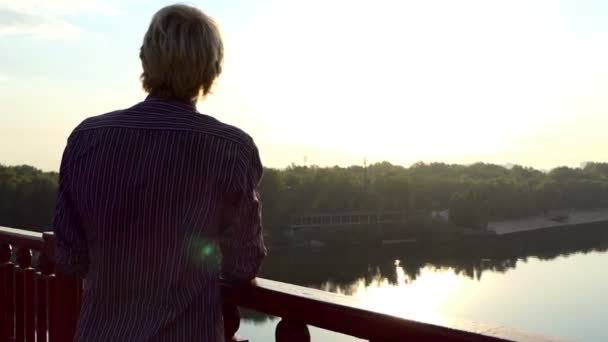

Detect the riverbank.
[
  {"left": 488, "top": 208, "right": 608, "bottom": 235},
  {"left": 267, "top": 208, "right": 608, "bottom": 250}
]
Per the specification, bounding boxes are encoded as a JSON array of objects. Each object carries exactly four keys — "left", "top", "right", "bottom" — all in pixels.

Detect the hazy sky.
[{"left": 1, "top": 0, "right": 607, "bottom": 171}]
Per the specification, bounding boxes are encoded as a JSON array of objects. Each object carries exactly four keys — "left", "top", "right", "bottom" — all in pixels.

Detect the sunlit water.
[{"left": 237, "top": 227, "right": 608, "bottom": 341}]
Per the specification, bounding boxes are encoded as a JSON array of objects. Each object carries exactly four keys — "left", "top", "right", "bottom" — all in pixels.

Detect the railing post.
[
  {"left": 1, "top": 243, "right": 14, "bottom": 342},
  {"left": 43, "top": 233, "right": 82, "bottom": 342},
  {"left": 53, "top": 272, "right": 82, "bottom": 342},
  {"left": 275, "top": 319, "right": 310, "bottom": 342},
  {"left": 223, "top": 302, "right": 248, "bottom": 342}
]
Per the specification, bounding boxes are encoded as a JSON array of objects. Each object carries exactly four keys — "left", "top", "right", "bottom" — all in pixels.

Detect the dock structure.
[{"left": 288, "top": 211, "right": 408, "bottom": 233}]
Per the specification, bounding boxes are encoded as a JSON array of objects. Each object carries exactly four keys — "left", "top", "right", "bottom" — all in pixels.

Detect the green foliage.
[
  {"left": 0, "top": 164, "right": 58, "bottom": 231},
  {"left": 259, "top": 161, "right": 608, "bottom": 235},
  {"left": 3, "top": 161, "right": 608, "bottom": 235}
]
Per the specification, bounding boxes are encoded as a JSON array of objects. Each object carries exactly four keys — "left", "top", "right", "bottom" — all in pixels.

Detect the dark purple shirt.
[{"left": 53, "top": 96, "right": 266, "bottom": 341}]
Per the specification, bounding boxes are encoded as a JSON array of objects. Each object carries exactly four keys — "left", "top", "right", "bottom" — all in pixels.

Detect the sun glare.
[
  {"left": 196, "top": 0, "right": 608, "bottom": 168},
  {"left": 348, "top": 262, "right": 464, "bottom": 326}
]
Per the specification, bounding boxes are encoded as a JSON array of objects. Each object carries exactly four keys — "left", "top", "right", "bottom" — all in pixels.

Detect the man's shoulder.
[
  {"left": 199, "top": 115, "right": 256, "bottom": 151},
  {"left": 72, "top": 110, "right": 124, "bottom": 132}
]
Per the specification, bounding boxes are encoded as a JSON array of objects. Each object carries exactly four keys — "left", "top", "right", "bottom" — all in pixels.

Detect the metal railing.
[{"left": 1, "top": 226, "right": 530, "bottom": 342}]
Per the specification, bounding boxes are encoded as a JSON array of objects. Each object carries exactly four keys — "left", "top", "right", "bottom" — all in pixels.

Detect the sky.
[{"left": 1, "top": 0, "right": 608, "bottom": 171}]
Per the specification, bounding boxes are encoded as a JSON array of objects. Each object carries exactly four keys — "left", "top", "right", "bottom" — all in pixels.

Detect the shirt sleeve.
[
  {"left": 52, "top": 135, "right": 89, "bottom": 278},
  {"left": 219, "top": 143, "right": 266, "bottom": 282}
]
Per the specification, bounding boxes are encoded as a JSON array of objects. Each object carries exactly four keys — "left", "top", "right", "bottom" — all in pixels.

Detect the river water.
[{"left": 237, "top": 224, "right": 608, "bottom": 341}]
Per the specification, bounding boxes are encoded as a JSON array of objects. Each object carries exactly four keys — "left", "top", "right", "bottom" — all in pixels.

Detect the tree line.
[
  {"left": 258, "top": 161, "right": 608, "bottom": 233},
  {"left": 0, "top": 165, "right": 58, "bottom": 231},
  {"left": 2, "top": 162, "right": 608, "bottom": 234}
]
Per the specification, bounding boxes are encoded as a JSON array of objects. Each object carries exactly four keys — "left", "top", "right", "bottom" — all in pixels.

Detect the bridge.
[{"left": 0, "top": 226, "right": 554, "bottom": 341}]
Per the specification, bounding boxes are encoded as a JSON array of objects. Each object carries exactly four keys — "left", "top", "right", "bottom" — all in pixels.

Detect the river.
[{"left": 236, "top": 224, "right": 608, "bottom": 341}]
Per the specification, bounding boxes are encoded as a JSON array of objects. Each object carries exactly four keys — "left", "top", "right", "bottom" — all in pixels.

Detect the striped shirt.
[{"left": 52, "top": 96, "right": 266, "bottom": 341}]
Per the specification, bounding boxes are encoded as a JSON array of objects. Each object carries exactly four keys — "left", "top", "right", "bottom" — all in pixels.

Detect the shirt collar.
[{"left": 144, "top": 95, "right": 198, "bottom": 113}]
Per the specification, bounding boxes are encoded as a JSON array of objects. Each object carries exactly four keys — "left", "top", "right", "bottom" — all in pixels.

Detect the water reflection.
[{"left": 242, "top": 223, "right": 608, "bottom": 324}]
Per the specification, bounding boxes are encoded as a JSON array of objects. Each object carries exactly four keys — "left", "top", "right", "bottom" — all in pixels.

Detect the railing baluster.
[
  {"left": 36, "top": 252, "right": 53, "bottom": 342},
  {"left": 47, "top": 274, "right": 58, "bottom": 342},
  {"left": 17, "top": 247, "right": 35, "bottom": 342},
  {"left": 24, "top": 268, "right": 35, "bottom": 342},
  {"left": 275, "top": 319, "right": 310, "bottom": 342},
  {"left": 15, "top": 247, "right": 32, "bottom": 342},
  {"left": 1, "top": 243, "right": 14, "bottom": 342},
  {"left": 0, "top": 244, "right": 4, "bottom": 342}
]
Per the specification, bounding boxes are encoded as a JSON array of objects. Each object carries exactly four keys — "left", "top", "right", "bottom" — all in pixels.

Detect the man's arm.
[
  {"left": 52, "top": 135, "right": 89, "bottom": 278},
  {"left": 219, "top": 144, "right": 266, "bottom": 282}
]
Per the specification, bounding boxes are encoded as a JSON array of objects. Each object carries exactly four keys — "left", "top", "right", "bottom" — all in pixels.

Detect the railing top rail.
[
  {"left": 223, "top": 278, "right": 522, "bottom": 342},
  {"left": 0, "top": 226, "right": 45, "bottom": 251}
]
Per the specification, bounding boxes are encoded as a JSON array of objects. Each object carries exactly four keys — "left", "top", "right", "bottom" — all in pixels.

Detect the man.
[{"left": 53, "top": 4, "right": 266, "bottom": 341}]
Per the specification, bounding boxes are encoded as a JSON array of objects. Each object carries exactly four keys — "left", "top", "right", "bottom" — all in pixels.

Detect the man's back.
[{"left": 53, "top": 97, "right": 266, "bottom": 341}]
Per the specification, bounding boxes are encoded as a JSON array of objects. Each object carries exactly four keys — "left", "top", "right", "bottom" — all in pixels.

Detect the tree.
[{"left": 448, "top": 190, "right": 489, "bottom": 229}]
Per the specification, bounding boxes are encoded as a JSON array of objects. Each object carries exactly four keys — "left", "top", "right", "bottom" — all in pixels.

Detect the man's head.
[{"left": 140, "top": 4, "right": 223, "bottom": 102}]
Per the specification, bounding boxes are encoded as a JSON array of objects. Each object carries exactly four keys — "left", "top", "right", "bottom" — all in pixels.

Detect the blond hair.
[{"left": 140, "top": 4, "right": 223, "bottom": 101}]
